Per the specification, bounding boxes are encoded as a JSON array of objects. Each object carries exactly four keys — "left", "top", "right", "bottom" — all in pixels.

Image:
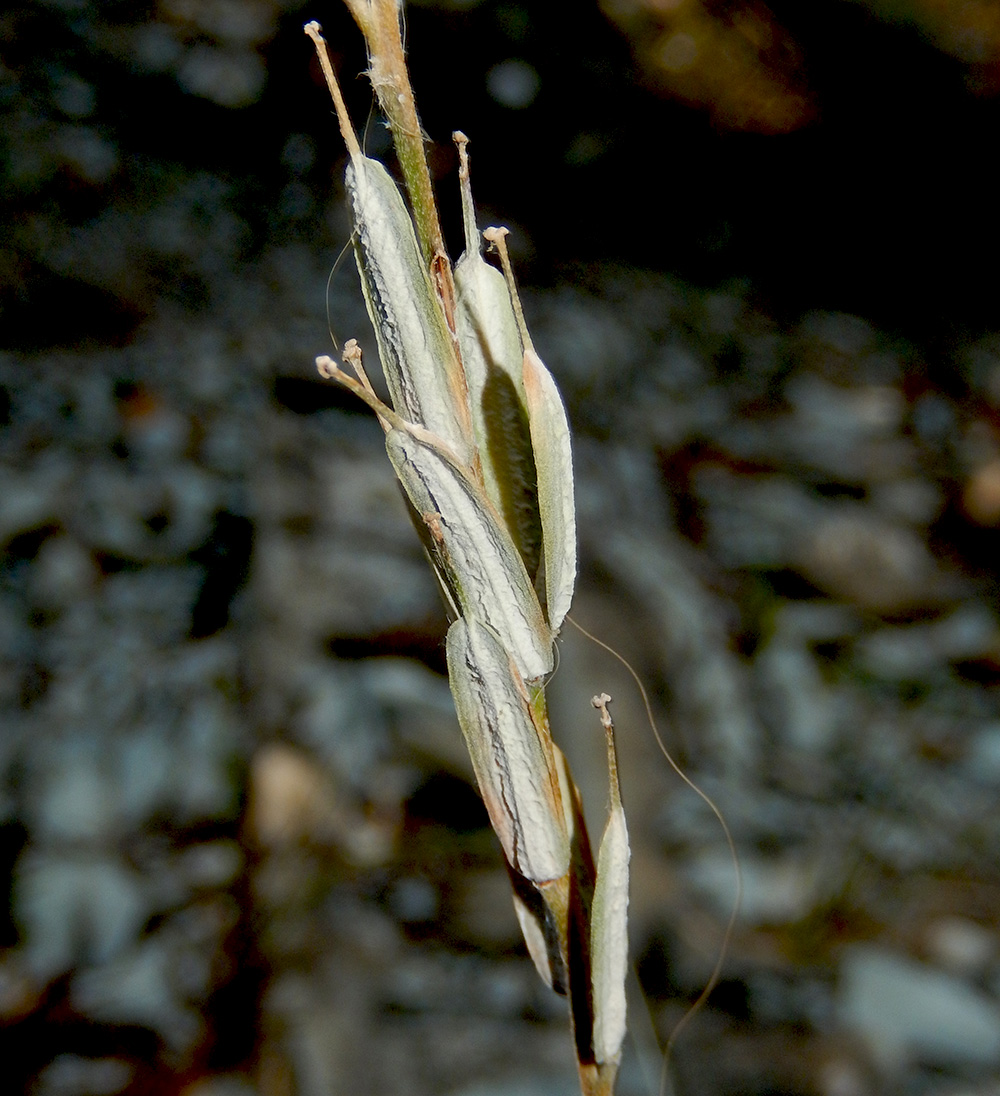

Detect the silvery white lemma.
[{"left": 305, "top": 12, "right": 629, "bottom": 1094}]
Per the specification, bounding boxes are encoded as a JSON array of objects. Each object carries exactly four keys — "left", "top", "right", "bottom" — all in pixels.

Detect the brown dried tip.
[
  {"left": 591, "top": 693, "right": 613, "bottom": 730},
  {"left": 591, "top": 693, "right": 622, "bottom": 809},
  {"left": 482, "top": 226, "right": 534, "bottom": 354},
  {"left": 342, "top": 339, "right": 376, "bottom": 399},
  {"left": 304, "top": 20, "right": 361, "bottom": 159},
  {"left": 482, "top": 226, "right": 509, "bottom": 247},
  {"left": 453, "top": 131, "right": 470, "bottom": 181}
]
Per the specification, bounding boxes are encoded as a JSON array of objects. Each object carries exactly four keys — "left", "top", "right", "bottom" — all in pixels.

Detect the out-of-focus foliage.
[
  {"left": 601, "top": 0, "right": 1000, "bottom": 135},
  {"left": 856, "top": 0, "right": 1000, "bottom": 94},
  {"left": 599, "top": 0, "right": 815, "bottom": 133}
]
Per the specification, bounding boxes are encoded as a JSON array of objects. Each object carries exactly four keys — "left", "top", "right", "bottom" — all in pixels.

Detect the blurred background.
[{"left": 3, "top": 1, "right": 1000, "bottom": 1094}]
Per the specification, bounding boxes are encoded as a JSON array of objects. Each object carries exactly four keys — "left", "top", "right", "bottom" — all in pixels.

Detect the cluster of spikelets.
[{"left": 305, "top": 7, "right": 629, "bottom": 1093}]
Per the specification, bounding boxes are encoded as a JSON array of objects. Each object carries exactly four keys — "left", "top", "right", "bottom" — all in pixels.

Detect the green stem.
[
  {"left": 355, "top": 0, "right": 446, "bottom": 269},
  {"left": 344, "top": 0, "right": 466, "bottom": 433}
]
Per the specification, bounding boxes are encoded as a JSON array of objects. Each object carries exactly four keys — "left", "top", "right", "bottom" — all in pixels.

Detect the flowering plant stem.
[
  {"left": 342, "top": 0, "right": 452, "bottom": 279},
  {"left": 305, "top": 9, "right": 629, "bottom": 1094}
]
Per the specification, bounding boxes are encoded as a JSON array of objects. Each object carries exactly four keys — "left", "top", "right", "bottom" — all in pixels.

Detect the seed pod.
[
  {"left": 522, "top": 345, "right": 577, "bottom": 633},
  {"left": 447, "top": 617, "right": 570, "bottom": 884},
  {"left": 589, "top": 694, "right": 630, "bottom": 1066},
  {"left": 347, "top": 152, "right": 470, "bottom": 458},
  {"left": 453, "top": 134, "right": 542, "bottom": 579},
  {"left": 385, "top": 427, "right": 553, "bottom": 682},
  {"left": 482, "top": 227, "right": 577, "bottom": 634},
  {"left": 511, "top": 741, "right": 590, "bottom": 995}
]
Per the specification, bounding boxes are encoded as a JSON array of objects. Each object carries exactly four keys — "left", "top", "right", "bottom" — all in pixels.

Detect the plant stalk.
[{"left": 346, "top": 1, "right": 447, "bottom": 269}]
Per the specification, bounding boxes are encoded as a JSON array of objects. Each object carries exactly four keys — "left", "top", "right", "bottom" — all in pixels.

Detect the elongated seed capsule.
[
  {"left": 589, "top": 693, "right": 630, "bottom": 1066},
  {"left": 484, "top": 227, "right": 577, "bottom": 633},
  {"left": 452, "top": 133, "right": 541, "bottom": 580},
  {"left": 385, "top": 427, "right": 554, "bottom": 682},
  {"left": 447, "top": 617, "right": 570, "bottom": 884},
  {"left": 348, "top": 155, "right": 470, "bottom": 457},
  {"left": 522, "top": 344, "right": 577, "bottom": 633},
  {"left": 511, "top": 739, "right": 590, "bottom": 995},
  {"left": 304, "top": 23, "right": 471, "bottom": 458}
]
